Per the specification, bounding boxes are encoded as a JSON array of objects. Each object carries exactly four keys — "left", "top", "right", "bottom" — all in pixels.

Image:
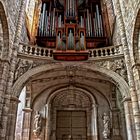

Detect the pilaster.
[
  {"left": 6, "top": 96, "right": 20, "bottom": 140},
  {"left": 122, "top": 97, "right": 134, "bottom": 140},
  {"left": 22, "top": 108, "right": 32, "bottom": 140}
]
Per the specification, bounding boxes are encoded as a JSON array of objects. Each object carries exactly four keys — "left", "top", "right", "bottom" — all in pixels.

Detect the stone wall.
[
  {"left": 0, "top": 20, "right": 3, "bottom": 57},
  {"left": 2, "top": 0, "right": 28, "bottom": 45},
  {"left": 0, "top": 0, "right": 140, "bottom": 140}
]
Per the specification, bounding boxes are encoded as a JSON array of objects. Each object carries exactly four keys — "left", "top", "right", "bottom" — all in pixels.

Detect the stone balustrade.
[
  {"left": 18, "top": 43, "right": 54, "bottom": 58},
  {"left": 18, "top": 43, "right": 123, "bottom": 59},
  {"left": 89, "top": 45, "right": 123, "bottom": 58}
]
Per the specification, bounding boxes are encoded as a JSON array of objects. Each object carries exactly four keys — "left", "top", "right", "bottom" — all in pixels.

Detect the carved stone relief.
[
  {"left": 14, "top": 58, "right": 57, "bottom": 82},
  {"left": 89, "top": 58, "right": 128, "bottom": 82},
  {"left": 14, "top": 57, "right": 127, "bottom": 84},
  {"left": 52, "top": 87, "right": 91, "bottom": 108}
]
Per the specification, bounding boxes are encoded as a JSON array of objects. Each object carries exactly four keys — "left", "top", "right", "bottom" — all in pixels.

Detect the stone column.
[
  {"left": 91, "top": 104, "right": 98, "bottom": 140},
  {"left": 132, "top": 64, "right": 140, "bottom": 108},
  {"left": 123, "top": 97, "right": 134, "bottom": 140},
  {"left": 0, "top": 60, "right": 10, "bottom": 119},
  {"left": 47, "top": 104, "right": 51, "bottom": 140},
  {"left": 112, "top": 108, "right": 121, "bottom": 140},
  {"left": 87, "top": 109, "right": 91, "bottom": 140},
  {"left": 0, "top": 0, "right": 28, "bottom": 139},
  {"left": 6, "top": 0, "right": 28, "bottom": 94},
  {"left": 120, "top": 111, "right": 127, "bottom": 140},
  {"left": 6, "top": 96, "right": 20, "bottom": 140},
  {"left": 113, "top": 0, "right": 140, "bottom": 139},
  {"left": 0, "top": 95, "right": 11, "bottom": 140},
  {"left": 22, "top": 108, "right": 32, "bottom": 140},
  {"left": 51, "top": 108, "right": 56, "bottom": 140},
  {"left": 14, "top": 0, "right": 27, "bottom": 45}
]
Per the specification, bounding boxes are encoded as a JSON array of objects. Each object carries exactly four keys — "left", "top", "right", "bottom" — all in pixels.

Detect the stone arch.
[
  {"left": 12, "top": 63, "right": 129, "bottom": 98},
  {"left": 133, "top": 8, "right": 140, "bottom": 63},
  {"left": 0, "top": 1, "right": 9, "bottom": 59},
  {"left": 32, "top": 86, "right": 97, "bottom": 111},
  {"left": 50, "top": 88, "right": 94, "bottom": 107},
  {"left": 31, "top": 81, "right": 113, "bottom": 112}
]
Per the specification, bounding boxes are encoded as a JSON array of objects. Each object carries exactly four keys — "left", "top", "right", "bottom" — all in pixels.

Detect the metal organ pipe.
[
  {"left": 44, "top": 10, "right": 48, "bottom": 36},
  {"left": 93, "top": 17, "right": 97, "bottom": 37},
  {"left": 72, "top": 0, "right": 73, "bottom": 16},
  {"left": 58, "top": 15, "right": 62, "bottom": 28},
  {"left": 38, "top": 13, "right": 43, "bottom": 36},
  {"left": 48, "top": 12, "right": 51, "bottom": 36},
  {"left": 68, "top": 0, "right": 69, "bottom": 16},
  {"left": 70, "top": 0, "right": 72, "bottom": 16},
  {"left": 73, "top": 0, "right": 75, "bottom": 16},
  {"left": 67, "top": 0, "right": 68, "bottom": 16},
  {"left": 99, "top": 15, "right": 103, "bottom": 36},
  {"left": 96, "top": 5, "right": 101, "bottom": 36},
  {"left": 95, "top": 13, "right": 98, "bottom": 37},
  {"left": 87, "top": 9, "right": 90, "bottom": 36},
  {"left": 95, "top": 5, "right": 103, "bottom": 37},
  {"left": 52, "top": 8, "right": 56, "bottom": 36},
  {"left": 66, "top": 0, "right": 76, "bottom": 17},
  {"left": 81, "top": 16, "right": 84, "bottom": 27},
  {"left": 42, "top": 3, "right": 46, "bottom": 36},
  {"left": 89, "top": 14, "right": 93, "bottom": 36}
]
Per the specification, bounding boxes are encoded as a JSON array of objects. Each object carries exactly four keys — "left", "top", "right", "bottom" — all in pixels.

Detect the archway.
[
  {"left": 13, "top": 63, "right": 130, "bottom": 140},
  {"left": 12, "top": 63, "right": 129, "bottom": 98}
]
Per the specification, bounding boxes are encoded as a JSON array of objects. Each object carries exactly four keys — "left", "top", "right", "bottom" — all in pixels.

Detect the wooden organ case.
[{"left": 36, "top": 0, "right": 109, "bottom": 61}]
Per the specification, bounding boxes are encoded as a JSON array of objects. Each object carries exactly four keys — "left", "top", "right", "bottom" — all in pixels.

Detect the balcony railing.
[
  {"left": 18, "top": 43, "right": 123, "bottom": 59},
  {"left": 89, "top": 45, "right": 123, "bottom": 58}
]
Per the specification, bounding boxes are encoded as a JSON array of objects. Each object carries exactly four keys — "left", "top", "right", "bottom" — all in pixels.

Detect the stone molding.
[
  {"left": 12, "top": 62, "right": 129, "bottom": 99},
  {"left": 10, "top": 96, "right": 20, "bottom": 103},
  {"left": 14, "top": 56, "right": 127, "bottom": 84},
  {"left": 122, "top": 97, "right": 131, "bottom": 103},
  {"left": 22, "top": 108, "right": 32, "bottom": 112},
  {"left": 132, "top": 63, "right": 140, "bottom": 70}
]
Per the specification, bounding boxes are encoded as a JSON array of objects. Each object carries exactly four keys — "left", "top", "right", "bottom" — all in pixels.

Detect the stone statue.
[
  {"left": 102, "top": 113, "right": 110, "bottom": 139},
  {"left": 33, "top": 112, "right": 42, "bottom": 137}
]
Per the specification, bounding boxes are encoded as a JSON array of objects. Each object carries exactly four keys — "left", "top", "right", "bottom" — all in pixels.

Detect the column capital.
[
  {"left": 111, "top": 108, "right": 120, "bottom": 112},
  {"left": 132, "top": 63, "right": 140, "bottom": 70},
  {"left": 23, "top": 108, "right": 32, "bottom": 112},
  {"left": 122, "top": 97, "right": 131, "bottom": 103},
  {"left": 10, "top": 96, "right": 20, "bottom": 103},
  {"left": 91, "top": 104, "right": 98, "bottom": 108}
]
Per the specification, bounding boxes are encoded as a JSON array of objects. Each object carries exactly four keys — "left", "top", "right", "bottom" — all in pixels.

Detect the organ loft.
[{"left": 36, "top": 0, "right": 110, "bottom": 61}]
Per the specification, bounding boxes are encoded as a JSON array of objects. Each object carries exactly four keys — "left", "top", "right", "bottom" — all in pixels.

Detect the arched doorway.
[{"left": 48, "top": 87, "right": 97, "bottom": 140}]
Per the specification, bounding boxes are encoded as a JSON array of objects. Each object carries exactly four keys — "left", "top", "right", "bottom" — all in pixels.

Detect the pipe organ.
[{"left": 36, "top": 0, "right": 108, "bottom": 60}]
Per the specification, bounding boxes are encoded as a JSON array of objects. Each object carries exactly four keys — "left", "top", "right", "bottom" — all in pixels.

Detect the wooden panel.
[{"left": 56, "top": 111, "right": 87, "bottom": 140}]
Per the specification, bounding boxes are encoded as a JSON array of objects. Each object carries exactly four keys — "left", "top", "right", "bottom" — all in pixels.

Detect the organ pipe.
[
  {"left": 95, "top": 5, "right": 103, "bottom": 37},
  {"left": 99, "top": 15, "right": 103, "bottom": 36},
  {"left": 89, "top": 14, "right": 93, "bottom": 36},
  {"left": 37, "top": 0, "right": 106, "bottom": 50},
  {"left": 66, "top": 0, "right": 76, "bottom": 17}
]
